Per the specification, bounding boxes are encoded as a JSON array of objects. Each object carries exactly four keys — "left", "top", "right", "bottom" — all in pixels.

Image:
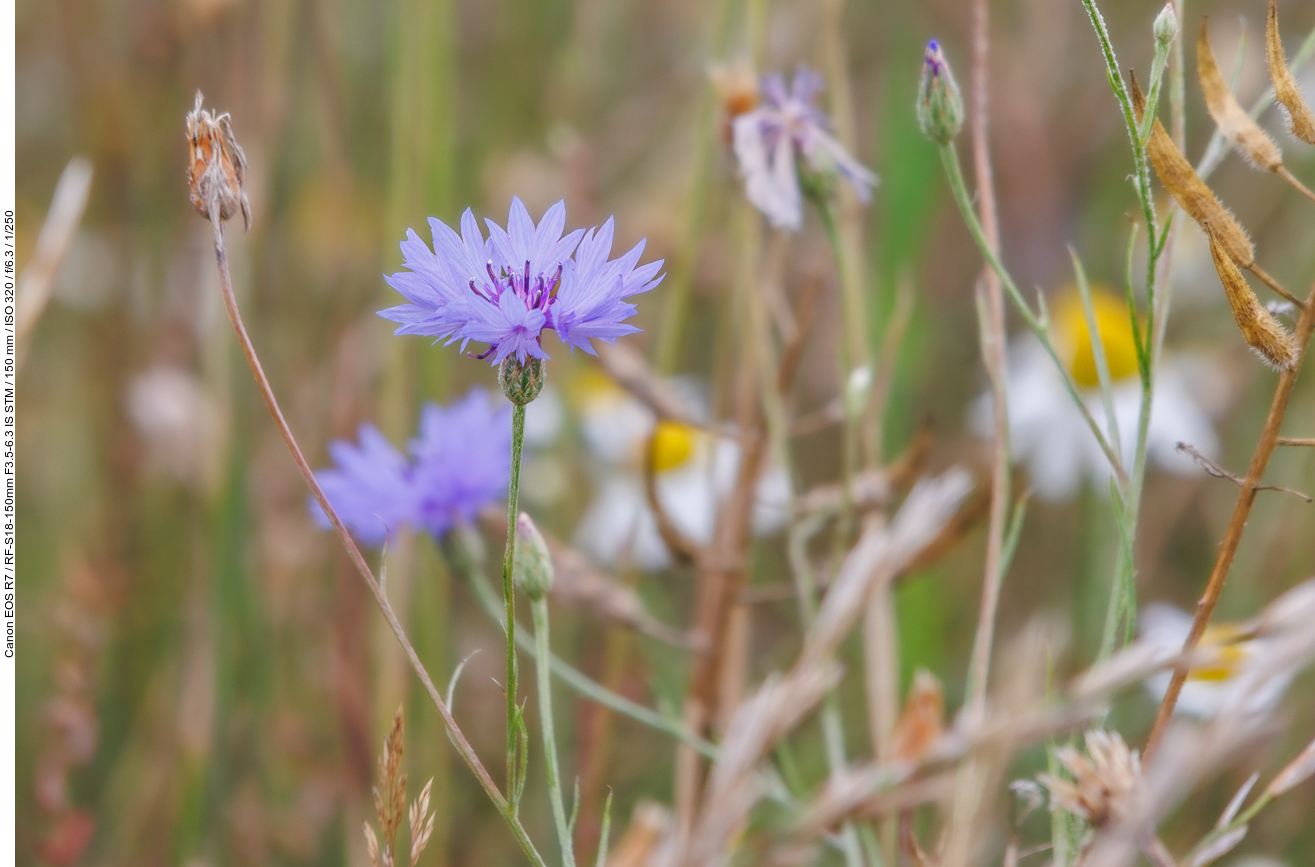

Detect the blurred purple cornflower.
[
  {"left": 732, "top": 66, "right": 877, "bottom": 230},
  {"left": 310, "top": 388, "right": 511, "bottom": 544},
  {"left": 378, "top": 198, "right": 664, "bottom": 365}
]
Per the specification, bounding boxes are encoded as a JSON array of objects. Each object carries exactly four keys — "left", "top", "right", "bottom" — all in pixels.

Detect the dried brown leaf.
[
  {"left": 1199, "top": 18, "right": 1283, "bottom": 171},
  {"left": 1206, "top": 228, "right": 1298, "bottom": 369},
  {"left": 1268, "top": 0, "right": 1315, "bottom": 145},
  {"left": 1131, "top": 73, "right": 1255, "bottom": 268}
]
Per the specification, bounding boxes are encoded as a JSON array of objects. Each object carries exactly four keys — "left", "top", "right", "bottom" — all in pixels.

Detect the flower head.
[
  {"left": 571, "top": 374, "right": 791, "bottom": 570},
  {"left": 971, "top": 287, "right": 1220, "bottom": 501},
  {"left": 1139, "top": 603, "right": 1293, "bottom": 718},
  {"left": 185, "top": 91, "right": 251, "bottom": 229},
  {"left": 379, "top": 198, "right": 663, "bottom": 365},
  {"left": 310, "top": 388, "right": 511, "bottom": 544},
  {"left": 732, "top": 67, "right": 877, "bottom": 230},
  {"left": 1039, "top": 730, "right": 1141, "bottom": 827},
  {"left": 408, "top": 388, "right": 512, "bottom": 537},
  {"left": 311, "top": 423, "right": 418, "bottom": 546},
  {"left": 916, "top": 40, "right": 964, "bottom": 145}
]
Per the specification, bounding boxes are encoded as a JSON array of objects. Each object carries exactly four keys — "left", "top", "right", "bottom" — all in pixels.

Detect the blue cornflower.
[
  {"left": 732, "top": 66, "right": 877, "bottom": 230},
  {"left": 379, "top": 198, "right": 664, "bottom": 365},
  {"left": 310, "top": 388, "right": 511, "bottom": 544},
  {"left": 408, "top": 388, "right": 511, "bottom": 537}
]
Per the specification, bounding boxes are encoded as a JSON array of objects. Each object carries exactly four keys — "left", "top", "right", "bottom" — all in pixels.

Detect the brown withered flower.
[
  {"left": 1039, "top": 729, "right": 1141, "bottom": 827},
  {"left": 889, "top": 668, "right": 945, "bottom": 763},
  {"left": 709, "top": 59, "right": 759, "bottom": 144},
  {"left": 185, "top": 90, "right": 251, "bottom": 230}
]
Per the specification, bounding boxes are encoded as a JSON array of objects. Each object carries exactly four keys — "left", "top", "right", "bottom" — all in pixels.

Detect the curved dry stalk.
[
  {"left": 1144, "top": 277, "right": 1315, "bottom": 758},
  {"left": 203, "top": 209, "right": 545, "bottom": 866}
]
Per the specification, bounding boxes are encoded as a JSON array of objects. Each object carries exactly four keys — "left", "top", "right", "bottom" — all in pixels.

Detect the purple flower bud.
[{"left": 917, "top": 40, "right": 963, "bottom": 145}]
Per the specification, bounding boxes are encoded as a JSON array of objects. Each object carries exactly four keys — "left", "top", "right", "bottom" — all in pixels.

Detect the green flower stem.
[
  {"left": 937, "top": 142, "right": 1127, "bottom": 486},
  {"left": 532, "top": 598, "right": 576, "bottom": 867},
  {"left": 449, "top": 538, "right": 718, "bottom": 758},
  {"left": 504, "top": 403, "right": 527, "bottom": 796}
]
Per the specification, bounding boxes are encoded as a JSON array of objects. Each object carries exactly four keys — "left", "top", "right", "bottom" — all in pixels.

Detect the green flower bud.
[
  {"left": 916, "top": 40, "right": 963, "bottom": 146},
  {"left": 513, "top": 512, "right": 554, "bottom": 601},
  {"left": 1153, "top": 3, "right": 1178, "bottom": 48},
  {"left": 499, "top": 356, "right": 546, "bottom": 406}
]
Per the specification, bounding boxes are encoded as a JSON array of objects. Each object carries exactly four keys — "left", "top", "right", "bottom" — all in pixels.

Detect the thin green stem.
[
  {"left": 505, "top": 404, "right": 527, "bottom": 797},
  {"left": 937, "top": 143, "right": 1127, "bottom": 486},
  {"left": 449, "top": 538, "right": 719, "bottom": 758},
  {"left": 533, "top": 599, "right": 576, "bottom": 867},
  {"left": 816, "top": 200, "right": 860, "bottom": 546}
]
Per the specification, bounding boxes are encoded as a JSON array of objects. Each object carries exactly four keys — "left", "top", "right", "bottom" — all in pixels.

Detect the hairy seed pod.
[
  {"left": 1267, "top": 0, "right": 1315, "bottom": 145},
  {"left": 1199, "top": 18, "right": 1284, "bottom": 172},
  {"left": 1206, "top": 228, "right": 1297, "bottom": 370},
  {"left": 1131, "top": 74, "right": 1255, "bottom": 269}
]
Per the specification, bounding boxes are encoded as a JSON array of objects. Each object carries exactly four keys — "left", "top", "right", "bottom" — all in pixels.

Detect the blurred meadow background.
[{"left": 14, "top": 0, "right": 1315, "bottom": 864}]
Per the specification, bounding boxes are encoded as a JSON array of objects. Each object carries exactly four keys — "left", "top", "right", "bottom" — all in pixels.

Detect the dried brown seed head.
[
  {"left": 1131, "top": 73, "right": 1255, "bottom": 268},
  {"left": 363, "top": 821, "right": 381, "bottom": 867},
  {"left": 1267, "top": 0, "right": 1315, "bottom": 145},
  {"left": 889, "top": 668, "right": 944, "bottom": 763},
  {"left": 185, "top": 91, "right": 251, "bottom": 230},
  {"left": 408, "top": 778, "right": 437, "bottom": 867},
  {"left": 373, "top": 705, "right": 408, "bottom": 851},
  {"left": 1206, "top": 227, "right": 1298, "bottom": 370},
  {"left": 1198, "top": 18, "right": 1284, "bottom": 172},
  {"left": 1038, "top": 729, "right": 1141, "bottom": 828}
]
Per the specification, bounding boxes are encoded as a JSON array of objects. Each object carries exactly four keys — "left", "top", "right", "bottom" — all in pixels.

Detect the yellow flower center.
[
  {"left": 570, "top": 368, "right": 626, "bottom": 409},
  {"left": 1187, "top": 623, "right": 1249, "bottom": 683},
  {"left": 1054, "top": 288, "right": 1140, "bottom": 388},
  {"left": 649, "top": 421, "right": 698, "bottom": 474}
]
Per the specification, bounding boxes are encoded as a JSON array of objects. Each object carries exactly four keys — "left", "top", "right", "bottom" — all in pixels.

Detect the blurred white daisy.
[
  {"left": 972, "top": 288, "right": 1219, "bottom": 501},
  {"left": 1139, "top": 603, "right": 1293, "bottom": 718},
  {"left": 570, "top": 371, "right": 791, "bottom": 571}
]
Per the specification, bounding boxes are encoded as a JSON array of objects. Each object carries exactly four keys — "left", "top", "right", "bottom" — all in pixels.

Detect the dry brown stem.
[
  {"left": 1268, "top": 0, "right": 1315, "bottom": 145},
  {"left": 967, "top": 0, "right": 1011, "bottom": 723},
  {"left": 1145, "top": 277, "right": 1315, "bottom": 758},
  {"left": 1176, "top": 441, "right": 1312, "bottom": 501},
  {"left": 15, "top": 156, "right": 93, "bottom": 354},
  {"left": 200, "top": 193, "right": 509, "bottom": 820}
]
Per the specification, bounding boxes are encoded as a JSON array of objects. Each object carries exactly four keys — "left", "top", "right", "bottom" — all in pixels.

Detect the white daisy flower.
[
  {"left": 1139, "top": 603, "right": 1294, "bottom": 718},
  {"left": 570, "top": 371, "right": 791, "bottom": 571},
  {"left": 972, "top": 288, "right": 1220, "bottom": 502}
]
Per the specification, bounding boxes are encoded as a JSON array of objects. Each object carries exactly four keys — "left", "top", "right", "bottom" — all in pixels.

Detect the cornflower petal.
[{"left": 381, "top": 199, "right": 658, "bottom": 362}]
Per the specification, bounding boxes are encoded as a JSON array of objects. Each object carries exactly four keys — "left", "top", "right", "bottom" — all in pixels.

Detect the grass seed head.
[
  {"left": 1267, "top": 0, "right": 1315, "bottom": 145},
  {"left": 1198, "top": 18, "right": 1284, "bottom": 172},
  {"left": 1131, "top": 73, "right": 1255, "bottom": 268},
  {"left": 1206, "top": 228, "right": 1298, "bottom": 370},
  {"left": 373, "top": 705, "right": 407, "bottom": 852}
]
